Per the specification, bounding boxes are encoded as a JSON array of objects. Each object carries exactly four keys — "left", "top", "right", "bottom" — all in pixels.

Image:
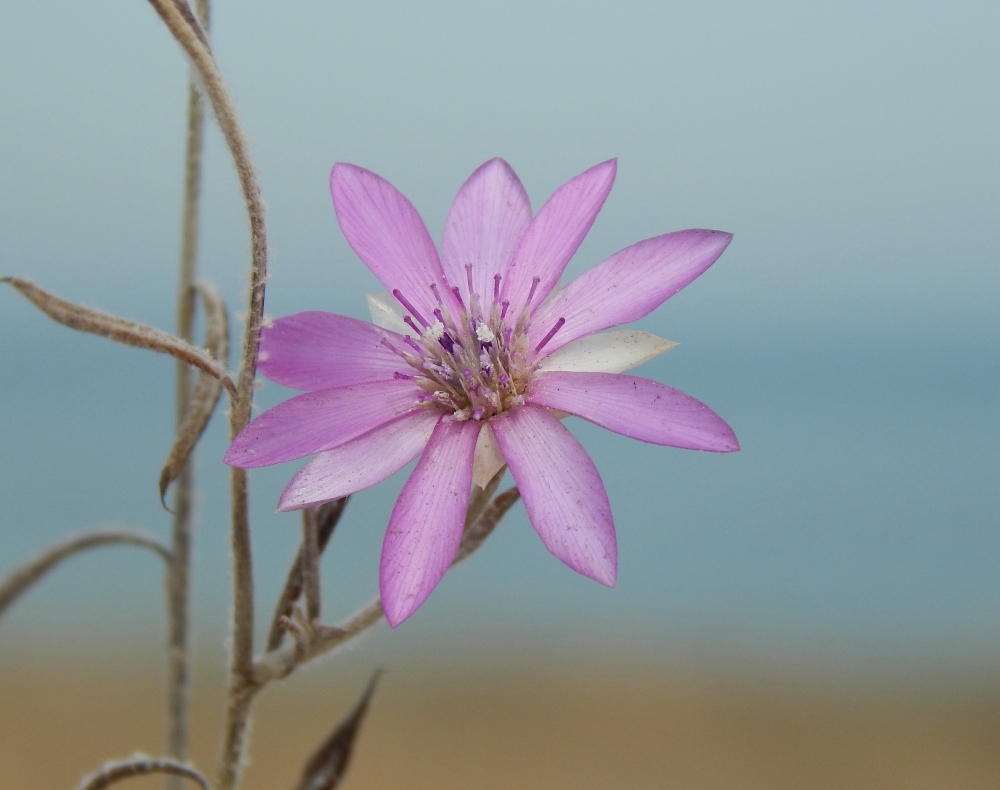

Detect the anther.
[
  {"left": 500, "top": 300, "right": 510, "bottom": 319},
  {"left": 392, "top": 289, "right": 429, "bottom": 327},
  {"left": 429, "top": 282, "right": 443, "bottom": 306},
  {"left": 534, "top": 317, "right": 566, "bottom": 353},
  {"left": 493, "top": 273, "right": 502, "bottom": 300},
  {"left": 465, "top": 264, "right": 475, "bottom": 297},
  {"left": 451, "top": 286, "right": 465, "bottom": 307},
  {"left": 403, "top": 335, "right": 423, "bottom": 353},
  {"left": 525, "top": 276, "right": 541, "bottom": 308},
  {"left": 403, "top": 316, "right": 423, "bottom": 336}
]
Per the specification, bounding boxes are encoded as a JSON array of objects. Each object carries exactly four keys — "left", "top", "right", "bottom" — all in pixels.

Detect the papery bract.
[{"left": 226, "top": 158, "right": 738, "bottom": 627}]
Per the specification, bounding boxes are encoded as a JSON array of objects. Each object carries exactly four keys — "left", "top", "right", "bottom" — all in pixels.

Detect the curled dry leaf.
[
  {"left": 1, "top": 277, "right": 235, "bottom": 396},
  {"left": 159, "top": 281, "right": 230, "bottom": 506},
  {"left": 73, "top": 754, "right": 210, "bottom": 790},
  {"left": 293, "top": 672, "right": 383, "bottom": 790},
  {"left": 267, "top": 498, "right": 349, "bottom": 650}
]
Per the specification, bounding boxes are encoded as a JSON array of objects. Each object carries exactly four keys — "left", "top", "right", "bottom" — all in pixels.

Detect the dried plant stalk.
[
  {"left": 0, "top": 277, "right": 235, "bottom": 396},
  {"left": 141, "top": 4, "right": 268, "bottom": 787},
  {"left": 267, "top": 499, "right": 349, "bottom": 651},
  {"left": 167, "top": 0, "right": 211, "bottom": 775},
  {"left": 0, "top": 530, "right": 171, "bottom": 619},
  {"left": 453, "top": 486, "right": 521, "bottom": 565},
  {"left": 301, "top": 508, "right": 322, "bottom": 623},
  {"left": 74, "top": 755, "right": 210, "bottom": 790}
]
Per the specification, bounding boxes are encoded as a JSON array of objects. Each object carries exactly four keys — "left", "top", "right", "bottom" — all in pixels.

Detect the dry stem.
[
  {"left": 74, "top": 754, "right": 210, "bottom": 790},
  {"left": 0, "top": 530, "right": 172, "bottom": 619}
]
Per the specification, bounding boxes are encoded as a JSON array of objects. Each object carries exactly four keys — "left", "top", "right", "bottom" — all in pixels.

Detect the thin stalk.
[
  {"left": 143, "top": 4, "right": 267, "bottom": 788},
  {"left": 166, "top": 0, "right": 210, "bottom": 780}
]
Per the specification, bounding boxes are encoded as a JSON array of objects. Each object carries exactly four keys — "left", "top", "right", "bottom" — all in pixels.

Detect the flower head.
[{"left": 225, "top": 158, "right": 738, "bottom": 627}]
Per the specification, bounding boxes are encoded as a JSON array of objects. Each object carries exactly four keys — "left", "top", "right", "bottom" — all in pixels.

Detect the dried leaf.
[
  {"left": 293, "top": 672, "right": 382, "bottom": 790},
  {"left": 159, "top": 281, "right": 230, "bottom": 506},
  {"left": 267, "top": 499, "right": 348, "bottom": 650},
  {"left": 1, "top": 276, "right": 235, "bottom": 395}
]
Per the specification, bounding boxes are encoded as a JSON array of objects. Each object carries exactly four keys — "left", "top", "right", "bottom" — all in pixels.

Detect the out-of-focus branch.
[
  {"left": 0, "top": 277, "right": 235, "bottom": 396},
  {"left": 167, "top": 0, "right": 211, "bottom": 780},
  {"left": 0, "top": 530, "right": 172, "bottom": 620},
  {"left": 74, "top": 754, "right": 210, "bottom": 790}
]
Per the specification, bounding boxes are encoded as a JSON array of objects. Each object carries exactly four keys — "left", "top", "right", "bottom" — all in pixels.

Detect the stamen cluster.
[{"left": 385, "top": 268, "right": 562, "bottom": 422}]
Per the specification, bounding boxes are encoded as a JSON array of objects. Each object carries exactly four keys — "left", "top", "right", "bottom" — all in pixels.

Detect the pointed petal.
[
  {"left": 537, "top": 330, "right": 676, "bottom": 374},
  {"left": 277, "top": 410, "right": 440, "bottom": 510},
  {"left": 529, "top": 229, "right": 733, "bottom": 354},
  {"left": 224, "top": 380, "right": 423, "bottom": 468},
  {"left": 527, "top": 371, "right": 739, "bottom": 452},
  {"left": 441, "top": 158, "right": 532, "bottom": 305},
  {"left": 379, "top": 418, "right": 482, "bottom": 627},
  {"left": 259, "top": 311, "right": 404, "bottom": 391},
  {"left": 472, "top": 423, "right": 506, "bottom": 488},
  {"left": 501, "top": 160, "right": 617, "bottom": 313},
  {"left": 331, "top": 163, "right": 460, "bottom": 319},
  {"left": 366, "top": 292, "right": 411, "bottom": 335},
  {"left": 490, "top": 405, "right": 617, "bottom": 586}
]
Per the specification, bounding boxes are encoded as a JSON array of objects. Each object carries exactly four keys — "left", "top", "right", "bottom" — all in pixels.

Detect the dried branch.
[
  {"left": 0, "top": 277, "right": 235, "bottom": 396},
  {"left": 293, "top": 671, "right": 383, "bottom": 790},
  {"left": 74, "top": 754, "right": 210, "bottom": 790},
  {"left": 301, "top": 509, "right": 322, "bottom": 623},
  {"left": 141, "top": 5, "right": 269, "bottom": 788},
  {"left": 253, "top": 484, "right": 521, "bottom": 685},
  {"left": 167, "top": 0, "right": 212, "bottom": 777},
  {"left": 0, "top": 530, "right": 172, "bottom": 620},
  {"left": 267, "top": 499, "right": 349, "bottom": 651}
]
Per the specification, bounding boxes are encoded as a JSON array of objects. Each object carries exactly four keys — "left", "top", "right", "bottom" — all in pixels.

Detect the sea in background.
[{"left": 1, "top": 1, "right": 998, "bottom": 786}]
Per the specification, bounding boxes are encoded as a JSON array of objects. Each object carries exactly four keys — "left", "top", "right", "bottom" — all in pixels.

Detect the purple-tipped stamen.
[
  {"left": 394, "top": 371, "right": 415, "bottom": 380},
  {"left": 403, "top": 335, "right": 424, "bottom": 353},
  {"left": 504, "top": 327, "right": 513, "bottom": 346},
  {"left": 465, "top": 264, "right": 476, "bottom": 297},
  {"left": 403, "top": 315, "right": 423, "bottom": 336},
  {"left": 500, "top": 300, "right": 510, "bottom": 319},
  {"left": 451, "top": 286, "right": 465, "bottom": 307},
  {"left": 429, "top": 282, "right": 443, "bottom": 306},
  {"left": 392, "top": 289, "right": 429, "bottom": 327},
  {"left": 439, "top": 333, "right": 456, "bottom": 354},
  {"left": 493, "top": 273, "right": 502, "bottom": 300},
  {"left": 471, "top": 406, "right": 485, "bottom": 421},
  {"left": 525, "top": 276, "right": 541, "bottom": 308},
  {"left": 534, "top": 317, "right": 566, "bottom": 353}
]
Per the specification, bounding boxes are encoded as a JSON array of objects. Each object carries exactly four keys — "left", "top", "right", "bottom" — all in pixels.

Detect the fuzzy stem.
[
  {"left": 141, "top": 4, "right": 267, "bottom": 788},
  {"left": 166, "top": 0, "right": 211, "bottom": 781},
  {"left": 0, "top": 530, "right": 171, "bottom": 619}
]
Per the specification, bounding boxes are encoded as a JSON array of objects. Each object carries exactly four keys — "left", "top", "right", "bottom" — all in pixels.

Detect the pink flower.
[{"left": 226, "top": 158, "right": 738, "bottom": 627}]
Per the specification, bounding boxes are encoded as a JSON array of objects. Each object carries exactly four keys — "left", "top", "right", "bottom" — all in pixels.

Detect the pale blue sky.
[{"left": 0, "top": 0, "right": 997, "bottom": 670}]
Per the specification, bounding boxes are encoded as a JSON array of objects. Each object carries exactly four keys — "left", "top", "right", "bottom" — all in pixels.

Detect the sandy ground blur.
[{"left": 2, "top": 651, "right": 998, "bottom": 790}]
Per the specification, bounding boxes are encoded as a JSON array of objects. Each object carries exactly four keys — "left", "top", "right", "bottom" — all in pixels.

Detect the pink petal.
[
  {"left": 224, "top": 379, "right": 423, "bottom": 468},
  {"left": 441, "top": 158, "right": 532, "bottom": 305},
  {"left": 379, "top": 418, "right": 482, "bottom": 627},
  {"left": 527, "top": 371, "right": 739, "bottom": 452},
  {"left": 490, "top": 405, "right": 617, "bottom": 586},
  {"left": 500, "top": 160, "right": 617, "bottom": 314},
  {"left": 277, "top": 410, "right": 441, "bottom": 511},
  {"left": 529, "top": 229, "right": 733, "bottom": 355},
  {"left": 259, "top": 311, "right": 405, "bottom": 391},
  {"left": 330, "top": 163, "right": 460, "bottom": 320}
]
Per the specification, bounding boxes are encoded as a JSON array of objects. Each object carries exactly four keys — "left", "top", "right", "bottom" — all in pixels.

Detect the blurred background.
[{"left": 1, "top": 0, "right": 998, "bottom": 787}]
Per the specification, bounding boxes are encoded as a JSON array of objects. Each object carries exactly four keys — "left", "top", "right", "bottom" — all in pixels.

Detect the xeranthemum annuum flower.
[{"left": 226, "top": 158, "right": 739, "bottom": 626}]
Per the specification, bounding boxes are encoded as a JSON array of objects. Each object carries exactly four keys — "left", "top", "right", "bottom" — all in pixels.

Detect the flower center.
[{"left": 385, "top": 269, "right": 563, "bottom": 421}]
